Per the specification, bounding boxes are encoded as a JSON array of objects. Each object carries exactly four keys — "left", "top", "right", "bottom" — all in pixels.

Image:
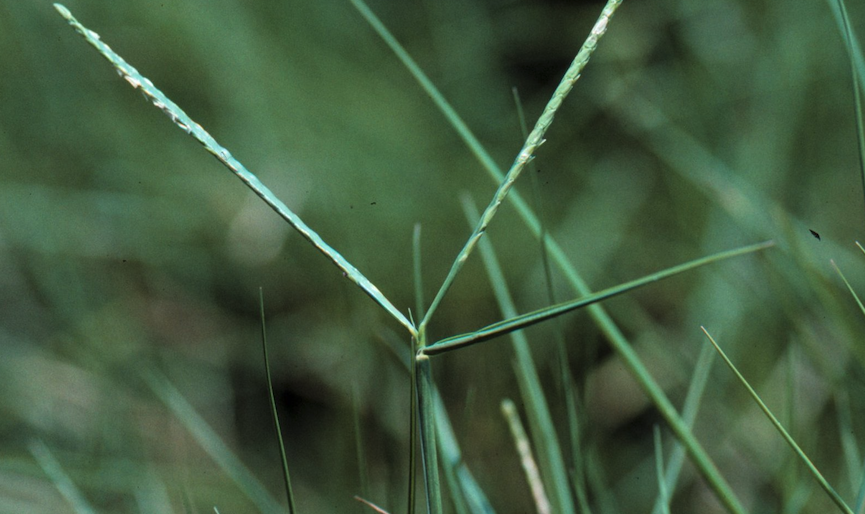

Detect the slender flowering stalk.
[
  {"left": 420, "top": 0, "right": 623, "bottom": 332},
  {"left": 52, "top": 3, "right": 415, "bottom": 336}
]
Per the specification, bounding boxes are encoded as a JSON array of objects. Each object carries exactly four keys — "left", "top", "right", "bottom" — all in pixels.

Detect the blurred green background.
[{"left": 2, "top": 0, "right": 865, "bottom": 512}]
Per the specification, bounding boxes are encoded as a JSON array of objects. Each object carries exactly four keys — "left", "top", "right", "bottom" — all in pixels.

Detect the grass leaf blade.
[
  {"left": 701, "top": 327, "right": 854, "bottom": 514},
  {"left": 260, "top": 289, "right": 296, "bottom": 513},
  {"left": 28, "top": 440, "right": 96, "bottom": 514},
  {"left": 141, "top": 368, "right": 287, "bottom": 514},
  {"left": 425, "top": 240, "right": 774, "bottom": 355}
]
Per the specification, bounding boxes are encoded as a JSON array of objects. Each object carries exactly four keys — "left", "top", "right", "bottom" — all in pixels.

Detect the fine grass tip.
[{"left": 701, "top": 326, "right": 854, "bottom": 514}]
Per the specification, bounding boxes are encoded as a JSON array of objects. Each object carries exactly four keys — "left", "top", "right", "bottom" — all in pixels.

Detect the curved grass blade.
[
  {"left": 260, "top": 289, "right": 296, "bottom": 513},
  {"left": 52, "top": 3, "right": 414, "bottom": 337},
  {"left": 424, "top": 240, "right": 773, "bottom": 355},
  {"left": 141, "top": 368, "right": 287, "bottom": 514},
  {"left": 28, "top": 440, "right": 96, "bottom": 514},
  {"left": 701, "top": 327, "right": 854, "bottom": 514},
  {"left": 460, "top": 193, "right": 574, "bottom": 514}
]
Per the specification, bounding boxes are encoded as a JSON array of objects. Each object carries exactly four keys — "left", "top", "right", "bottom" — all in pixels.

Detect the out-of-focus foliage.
[{"left": 1, "top": 0, "right": 864, "bottom": 512}]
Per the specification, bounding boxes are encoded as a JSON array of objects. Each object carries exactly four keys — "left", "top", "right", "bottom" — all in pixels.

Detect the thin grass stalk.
[
  {"left": 378, "top": 328, "right": 494, "bottom": 514},
  {"left": 417, "top": 0, "right": 623, "bottom": 330},
  {"left": 52, "top": 3, "right": 414, "bottom": 336},
  {"left": 28, "top": 440, "right": 96, "bottom": 514},
  {"left": 831, "top": 260, "right": 865, "bottom": 316},
  {"left": 408, "top": 345, "right": 419, "bottom": 514},
  {"left": 416, "top": 354, "right": 442, "bottom": 514},
  {"left": 462, "top": 195, "right": 575, "bottom": 514},
  {"left": 653, "top": 426, "right": 672, "bottom": 514},
  {"left": 356, "top": 496, "right": 393, "bottom": 514},
  {"left": 855, "top": 458, "right": 865, "bottom": 514},
  {"left": 260, "top": 289, "right": 296, "bottom": 513},
  {"left": 424, "top": 240, "right": 773, "bottom": 355},
  {"left": 836, "top": 391, "right": 862, "bottom": 497},
  {"left": 353, "top": 385, "right": 371, "bottom": 503},
  {"left": 651, "top": 341, "right": 716, "bottom": 514},
  {"left": 141, "top": 368, "right": 287, "bottom": 514},
  {"left": 409, "top": 224, "right": 425, "bottom": 514},
  {"left": 832, "top": 0, "right": 865, "bottom": 219},
  {"left": 701, "top": 327, "right": 854, "bottom": 514},
  {"left": 414, "top": 223, "right": 425, "bottom": 321},
  {"left": 828, "top": 0, "right": 865, "bottom": 91},
  {"left": 501, "top": 399, "right": 552, "bottom": 514},
  {"left": 432, "top": 388, "right": 493, "bottom": 514}
]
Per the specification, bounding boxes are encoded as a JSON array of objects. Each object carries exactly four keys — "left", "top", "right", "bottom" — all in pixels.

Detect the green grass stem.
[
  {"left": 831, "top": 259, "right": 865, "bottom": 317},
  {"left": 408, "top": 344, "right": 419, "bottom": 514},
  {"left": 832, "top": 0, "right": 865, "bottom": 219},
  {"left": 141, "top": 368, "right": 287, "bottom": 514},
  {"left": 416, "top": 354, "right": 442, "bottom": 514},
  {"left": 52, "top": 3, "right": 414, "bottom": 337},
  {"left": 28, "top": 439, "right": 96, "bottom": 514},
  {"left": 651, "top": 341, "right": 716, "bottom": 514},
  {"left": 701, "top": 327, "right": 854, "bottom": 514},
  {"left": 653, "top": 426, "right": 672, "bottom": 514},
  {"left": 424, "top": 240, "right": 774, "bottom": 355},
  {"left": 260, "top": 289, "right": 296, "bottom": 513}
]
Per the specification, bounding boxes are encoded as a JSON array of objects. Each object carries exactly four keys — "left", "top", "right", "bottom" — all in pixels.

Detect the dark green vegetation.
[{"left": 2, "top": 0, "right": 865, "bottom": 512}]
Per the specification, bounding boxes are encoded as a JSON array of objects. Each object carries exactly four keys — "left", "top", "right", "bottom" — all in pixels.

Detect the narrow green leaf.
[
  {"left": 28, "top": 440, "right": 96, "bottom": 514},
  {"left": 831, "top": 259, "right": 865, "bottom": 317},
  {"left": 353, "top": 386, "right": 371, "bottom": 505},
  {"left": 652, "top": 341, "right": 716, "bottom": 514},
  {"left": 141, "top": 368, "right": 287, "bottom": 514},
  {"left": 424, "top": 240, "right": 774, "bottom": 355},
  {"left": 653, "top": 426, "right": 672, "bottom": 514},
  {"left": 432, "top": 389, "right": 494, "bottom": 514},
  {"left": 416, "top": 354, "right": 442, "bottom": 514},
  {"left": 702, "top": 327, "right": 854, "bottom": 514},
  {"left": 831, "top": 0, "right": 865, "bottom": 220},
  {"left": 52, "top": 3, "right": 414, "bottom": 336},
  {"left": 260, "top": 289, "right": 296, "bottom": 513}
]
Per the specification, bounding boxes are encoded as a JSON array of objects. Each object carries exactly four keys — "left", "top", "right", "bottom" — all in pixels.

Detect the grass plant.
[{"left": 5, "top": 0, "right": 864, "bottom": 512}]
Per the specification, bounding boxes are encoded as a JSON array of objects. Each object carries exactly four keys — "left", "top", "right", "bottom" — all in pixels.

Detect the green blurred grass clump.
[{"left": 1, "top": 0, "right": 865, "bottom": 512}]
